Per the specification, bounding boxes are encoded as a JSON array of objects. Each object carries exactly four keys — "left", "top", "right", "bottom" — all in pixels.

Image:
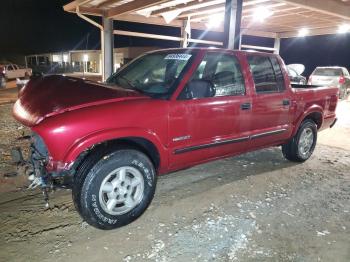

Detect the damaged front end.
[{"left": 11, "top": 132, "right": 64, "bottom": 208}]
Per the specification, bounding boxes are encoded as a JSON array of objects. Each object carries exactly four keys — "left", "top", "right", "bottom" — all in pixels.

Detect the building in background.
[{"left": 25, "top": 47, "right": 159, "bottom": 75}]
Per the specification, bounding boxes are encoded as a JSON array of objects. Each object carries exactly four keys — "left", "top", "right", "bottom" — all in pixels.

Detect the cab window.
[
  {"left": 247, "top": 55, "right": 285, "bottom": 93},
  {"left": 180, "top": 52, "right": 245, "bottom": 99}
]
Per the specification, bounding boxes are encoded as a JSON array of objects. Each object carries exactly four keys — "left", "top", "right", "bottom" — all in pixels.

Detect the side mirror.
[{"left": 183, "top": 79, "right": 215, "bottom": 99}]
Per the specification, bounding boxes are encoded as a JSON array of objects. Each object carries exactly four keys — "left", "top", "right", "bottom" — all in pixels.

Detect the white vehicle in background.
[
  {"left": 308, "top": 66, "right": 350, "bottom": 99},
  {"left": 287, "top": 64, "right": 307, "bottom": 85},
  {"left": 0, "top": 64, "right": 32, "bottom": 80}
]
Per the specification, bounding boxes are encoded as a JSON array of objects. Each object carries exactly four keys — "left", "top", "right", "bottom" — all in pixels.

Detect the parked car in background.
[
  {"left": 287, "top": 64, "right": 306, "bottom": 85},
  {"left": 0, "top": 64, "right": 32, "bottom": 80},
  {"left": 13, "top": 48, "right": 338, "bottom": 230},
  {"left": 0, "top": 70, "right": 5, "bottom": 88},
  {"left": 308, "top": 66, "right": 350, "bottom": 99}
]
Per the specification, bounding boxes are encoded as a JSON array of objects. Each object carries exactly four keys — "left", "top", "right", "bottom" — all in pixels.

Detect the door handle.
[
  {"left": 240, "top": 102, "right": 251, "bottom": 110},
  {"left": 282, "top": 99, "right": 290, "bottom": 106}
]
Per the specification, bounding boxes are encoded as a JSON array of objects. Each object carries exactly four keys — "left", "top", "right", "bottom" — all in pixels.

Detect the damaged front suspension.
[{"left": 11, "top": 137, "right": 53, "bottom": 208}]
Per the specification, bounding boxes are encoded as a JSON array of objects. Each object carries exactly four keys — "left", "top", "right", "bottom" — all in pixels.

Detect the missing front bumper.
[{"left": 11, "top": 134, "right": 52, "bottom": 207}]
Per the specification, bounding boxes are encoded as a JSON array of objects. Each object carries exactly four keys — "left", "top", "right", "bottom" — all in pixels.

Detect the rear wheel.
[
  {"left": 282, "top": 119, "right": 317, "bottom": 162},
  {"left": 72, "top": 148, "right": 157, "bottom": 230}
]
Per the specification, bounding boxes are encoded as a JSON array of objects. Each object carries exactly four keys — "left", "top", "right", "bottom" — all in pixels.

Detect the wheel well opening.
[
  {"left": 116, "top": 137, "right": 161, "bottom": 169},
  {"left": 73, "top": 137, "right": 161, "bottom": 173},
  {"left": 305, "top": 112, "right": 323, "bottom": 129}
]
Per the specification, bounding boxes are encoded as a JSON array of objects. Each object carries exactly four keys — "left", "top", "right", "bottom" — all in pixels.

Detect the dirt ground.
[
  {"left": 0, "top": 80, "right": 18, "bottom": 104},
  {"left": 0, "top": 98, "right": 349, "bottom": 262}
]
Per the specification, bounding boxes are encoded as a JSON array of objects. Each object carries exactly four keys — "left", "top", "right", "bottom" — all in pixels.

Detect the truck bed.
[{"left": 291, "top": 84, "right": 321, "bottom": 89}]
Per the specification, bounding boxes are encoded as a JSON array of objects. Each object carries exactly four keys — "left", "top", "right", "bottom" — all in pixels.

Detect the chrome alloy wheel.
[
  {"left": 99, "top": 166, "right": 144, "bottom": 216},
  {"left": 298, "top": 127, "right": 314, "bottom": 158}
]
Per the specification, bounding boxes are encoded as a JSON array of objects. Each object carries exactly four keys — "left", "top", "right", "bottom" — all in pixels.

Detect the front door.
[{"left": 168, "top": 52, "right": 252, "bottom": 170}]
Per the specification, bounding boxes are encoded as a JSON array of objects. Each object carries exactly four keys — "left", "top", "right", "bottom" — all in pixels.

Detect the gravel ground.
[{"left": 0, "top": 101, "right": 349, "bottom": 262}]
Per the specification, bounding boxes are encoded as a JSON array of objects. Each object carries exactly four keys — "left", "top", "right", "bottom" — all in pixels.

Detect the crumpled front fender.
[{"left": 61, "top": 127, "right": 168, "bottom": 173}]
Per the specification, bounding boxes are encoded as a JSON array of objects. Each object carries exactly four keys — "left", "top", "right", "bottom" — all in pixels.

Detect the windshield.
[
  {"left": 313, "top": 68, "right": 343, "bottom": 77},
  {"left": 106, "top": 51, "right": 194, "bottom": 98}
]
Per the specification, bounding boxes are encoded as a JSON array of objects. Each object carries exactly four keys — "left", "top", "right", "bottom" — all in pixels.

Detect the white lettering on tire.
[
  {"left": 91, "top": 194, "right": 118, "bottom": 224},
  {"left": 132, "top": 159, "right": 153, "bottom": 187}
]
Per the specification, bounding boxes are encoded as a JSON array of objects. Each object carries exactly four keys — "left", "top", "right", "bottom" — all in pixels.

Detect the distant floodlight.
[
  {"left": 63, "top": 54, "right": 68, "bottom": 63},
  {"left": 205, "top": 13, "right": 224, "bottom": 29},
  {"left": 298, "top": 28, "right": 309, "bottom": 37},
  {"left": 83, "top": 54, "right": 89, "bottom": 62},
  {"left": 253, "top": 6, "right": 273, "bottom": 22},
  {"left": 52, "top": 55, "right": 60, "bottom": 62},
  {"left": 338, "top": 24, "right": 350, "bottom": 34}
]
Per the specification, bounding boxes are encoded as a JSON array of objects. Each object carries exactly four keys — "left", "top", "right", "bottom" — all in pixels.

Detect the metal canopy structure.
[{"left": 64, "top": 0, "right": 350, "bottom": 80}]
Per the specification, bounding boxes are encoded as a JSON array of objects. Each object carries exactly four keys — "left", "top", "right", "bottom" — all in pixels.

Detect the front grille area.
[{"left": 30, "top": 132, "right": 49, "bottom": 162}]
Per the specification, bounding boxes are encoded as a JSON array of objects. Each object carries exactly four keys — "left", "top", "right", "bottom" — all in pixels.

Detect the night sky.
[{"left": 1, "top": 0, "right": 350, "bottom": 76}]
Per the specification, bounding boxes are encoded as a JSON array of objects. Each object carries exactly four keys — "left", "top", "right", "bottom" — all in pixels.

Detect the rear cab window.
[
  {"left": 313, "top": 68, "right": 343, "bottom": 76},
  {"left": 247, "top": 55, "right": 286, "bottom": 94}
]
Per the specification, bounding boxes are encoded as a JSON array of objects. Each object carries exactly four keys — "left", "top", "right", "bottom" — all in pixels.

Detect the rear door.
[
  {"left": 247, "top": 54, "right": 293, "bottom": 148},
  {"left": 168, "top": 51, "right": 252, "bottom": 169}
]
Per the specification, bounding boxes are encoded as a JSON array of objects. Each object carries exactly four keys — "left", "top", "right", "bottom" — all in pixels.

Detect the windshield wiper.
[
  {"left": 119, "top": 76, "right": 152, "bottom": 96},
  {"left": 132, "top": 87, "right": 153, "bottom": 96},
  {"left": 119, "top": 76, "right": 136, "bottom": 89}
]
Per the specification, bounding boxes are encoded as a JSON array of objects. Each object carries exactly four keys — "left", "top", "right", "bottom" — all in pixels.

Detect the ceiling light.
[
  {"left": 206, "top": 13, "right": 224, "bottom": 29},
  {"left": 253, "top": 6, "right": 273, "bottom": 22},
  {"left": 338, "top": 24, "right": 350, "bottom": 34},
  {"left": 298, "top": 28, "right": 309, "bottom": 37}
]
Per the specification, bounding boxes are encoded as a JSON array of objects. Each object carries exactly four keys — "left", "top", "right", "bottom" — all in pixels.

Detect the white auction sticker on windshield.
[{"left": 165, "top": 54, "right": 192, "bottom": 60}]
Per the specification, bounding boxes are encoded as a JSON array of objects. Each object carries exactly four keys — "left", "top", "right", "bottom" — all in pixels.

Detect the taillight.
[{"left": 339, "top": 76, "right": 345, "bottom": 84}]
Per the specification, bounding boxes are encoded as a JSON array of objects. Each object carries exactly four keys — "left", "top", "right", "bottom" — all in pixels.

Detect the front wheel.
[
  {"left": 282, "top": 119, "right": 317, "bottom": 162},
  {"left": 73, "top": 148, "right": 157, "bottom": 230}
]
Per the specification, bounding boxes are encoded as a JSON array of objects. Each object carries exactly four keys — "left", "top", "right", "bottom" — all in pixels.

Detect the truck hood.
[
  {"left": 13, "top": 75, "right": 148, "bottom": 126},
  {"left": 287, "top": 64, "right": 305, "bottom": 75}
]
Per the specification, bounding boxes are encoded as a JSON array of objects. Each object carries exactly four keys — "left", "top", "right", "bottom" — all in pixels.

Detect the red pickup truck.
[{"left": 13, "top": 48, "right": 338, "bottom": 229}]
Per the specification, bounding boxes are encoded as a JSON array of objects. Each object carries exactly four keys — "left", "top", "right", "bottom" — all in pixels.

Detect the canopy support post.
[
  {"left": 223, "top": 0, "right": 243, "bottom": 50},
  {"left": 274, "top": 37, "right": 281, "bottom": 54},
  {"left": 102, "top": 17, "right": 114, "bottom": 81}
]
